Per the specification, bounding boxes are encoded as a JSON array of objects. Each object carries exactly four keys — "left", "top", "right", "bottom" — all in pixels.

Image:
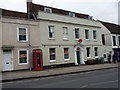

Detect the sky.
[{"left": 0, "top": 0, "right": 119, "bottom": 24}]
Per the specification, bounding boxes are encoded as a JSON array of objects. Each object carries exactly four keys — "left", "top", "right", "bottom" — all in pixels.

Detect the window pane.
[
  {"left": 102, "top": 34, "right": 105, "bottom": 45},
  {"left": 118, "top": 36, "right": 120, "bottom": 45},
  {"left": 94, "top": 47, "right": 98, "bottom": 56},
  {"left": 75, "top": 29, "right": 79, "bottom": 39},
  {"left": 49, "top": 48, "right": 56, "bottom": 60},
  {"left": 93, "top": 30, "right": 97, "bottom": 39},
  {"left": 19, "top": 28, "right": 27, "bottom": 41},
  {"left": 19, "top": 51, "right": 27, "bottom": 64},
  {"left": 63, "top": 27, "right": 68, "bottom": 39},
  {"left": 86, "top": 47, "right": 90, "bottom": 57},
  {"left": 113, "top": 36, "right": 116, "bottom": 46},
  {"left": 64, "top": 48, "right": 69, "bottom": 59},
  {"left": 19, "top": 28, "right": 26, "bottom": 35},
  {"left": 48, "top": 26, "right": 54, "bottom": 38},
  {"left": 85, "top": 30, "right": 89, "bottom": 39}
]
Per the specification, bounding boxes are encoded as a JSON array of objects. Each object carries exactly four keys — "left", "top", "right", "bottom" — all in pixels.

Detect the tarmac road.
[{"left": 2, "top": 68, "right": 118, "bottom": 88}]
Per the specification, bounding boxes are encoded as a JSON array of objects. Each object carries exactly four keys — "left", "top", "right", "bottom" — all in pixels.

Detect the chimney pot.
[{"left": 27, "top": 0, "right": 32, "bottom": 2}]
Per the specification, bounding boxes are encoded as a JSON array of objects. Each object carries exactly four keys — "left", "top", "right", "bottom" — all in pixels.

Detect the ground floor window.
[
  {"left": 94, "top": 47, "right": 98, "bottom": 57},
  {"left": 49, "top": 48, "right": 56, "bottom": 62},
  {"left": 86, "top": 47, "right": 91, "bottom": 58},
  {"left": 18, "top": 50, "right": 28, "bottom": 65},
  {"left": 64, "top": 48, "right": 70, "bottom": 60}
]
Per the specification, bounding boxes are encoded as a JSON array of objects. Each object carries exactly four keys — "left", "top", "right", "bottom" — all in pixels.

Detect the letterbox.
[{"left": 33, "top": 49, "right": 43, "bottom": 70}]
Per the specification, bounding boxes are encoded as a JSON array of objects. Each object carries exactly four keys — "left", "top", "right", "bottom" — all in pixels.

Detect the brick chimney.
[{"left": 27, "top": 0, "right": 33, "bottom": 18}]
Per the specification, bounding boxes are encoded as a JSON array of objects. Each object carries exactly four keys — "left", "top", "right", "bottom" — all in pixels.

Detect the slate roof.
[{"left": 100, "top": 21, "right": 120, "bottom": 34}]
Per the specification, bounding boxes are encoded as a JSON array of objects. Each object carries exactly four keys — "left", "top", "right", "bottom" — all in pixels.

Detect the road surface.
[{"left": 2, "top": 68, "right": 118, "bottom": 88}]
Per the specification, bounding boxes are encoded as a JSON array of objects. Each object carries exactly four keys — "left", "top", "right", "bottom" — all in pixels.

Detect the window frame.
[
  {"left": 49, "top": 48, "right": 56, "bottom": 62},
  {"left": 64, "top": 48, "right": 70, "bottom": 61},
  {"left": 18, "top": 49, "right": 28, "bottom": 65},
  {"left": 94, "top": 47, "right": 98, "bottom": 58},
  {"left": 102, "top": 34, "right": 106, "bottom": 45},
  {"left": 112, "top": 35, "right": 117, "bottom": 46},
  {"left": 48, "top": 26, "right": 55, "bottom": 39},
  {"left": 63, "top": 27, "right": 68, "bottom": 40},
  {"left": 69, "top": 12, "right": 75, "bottom": 17},
  {"left": 93, "top": 30, "right": 97, "bottom": 40},
  {"left": 86, "top": 47, "right": 91, "bottom": 58},
  {"left": 17, "top": 27, "right": 28, "bottom": 42},
  {"left": 44, "top": 7, "right": 52, "bottom": 13},
  {"left": 85, "top": 29, "right": 90, "bottom": 40},
  {"left": 118, "top": 36, "right": 120, "bottom": 46},
  {"left": 74, "top": 28, "right": 80, "bottom": 40}
]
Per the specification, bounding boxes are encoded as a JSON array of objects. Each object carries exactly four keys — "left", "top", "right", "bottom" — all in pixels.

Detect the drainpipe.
[{"left": 27, "top": 0, "right": 32, "bottom": 71}]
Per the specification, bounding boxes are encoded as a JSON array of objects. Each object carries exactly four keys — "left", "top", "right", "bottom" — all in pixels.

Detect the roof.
[
  {"left": 0, "top": 1, "right": 93, "bottom": 20},
  {"left": 1, "top": 8, "right": 27, "bottom": 19},
  {"left": 27, "top": 2, "right": 92, "bottom": 20},
  {"left": 100, "top": 21, "right": 120, "bottom": 34}
]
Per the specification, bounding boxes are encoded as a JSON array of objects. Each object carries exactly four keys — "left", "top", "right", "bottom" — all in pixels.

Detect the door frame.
[
  {"left": 74, "top": 46, "right": 85, "bottom": 65},
  {"left": 2, "top": 49, "right": 14, "bottom": 71}
]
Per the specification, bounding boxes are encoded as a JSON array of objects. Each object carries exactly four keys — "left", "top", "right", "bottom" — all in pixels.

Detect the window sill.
[
  {"left": 85, "top": 39, "right": 90, "bottom": 41},
  {"left": 18, "top": 41, "right": 28, "bottom": 43},
  {"left": 50, "top": 60, "right": 56, "bottom": 63},
  {"left": 18, "top": 63, "right": 28, "bottom": 65},
  {"left": 87, "top": 57, "right": 91, "bottom": 59},
  {"left": 94, "top": 39, "right": 98, "bottom": 42},
  {"left": 95, "top": 56, "right": 99, "bottom": 58},
  {"left": 64, "top": 59, "right": 70, "bottom": 61},
  {"left": 63, "top": 38, "right": 69, "bottom": 41},
  {"left": 75, "top": 39, "right": 80, "bottom": 41},
  {"left": 48, "top": 38, "right": 56, "bottom": 40}
]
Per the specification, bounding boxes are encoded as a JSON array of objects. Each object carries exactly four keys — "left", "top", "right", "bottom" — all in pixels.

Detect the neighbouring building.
[
  {"left": 0, "top": 0, "right": 110, "bottom": 72},
  {"left": 100, "top": 21, "right": 120, "bottom": 62}
]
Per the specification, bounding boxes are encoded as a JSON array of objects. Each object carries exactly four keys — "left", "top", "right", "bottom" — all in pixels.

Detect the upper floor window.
[
  {"left": 69, "top": 12, "right": 75, "bottom": 17},
  {"left": 63, "top": 27, "right": 68, "bottom": 40},
  {"left": 85, "top": 29, "right": 89, "bottom": 40},
  {"left": 118, "top": 36, "right": 120, "bottom": 46},
  {"left": 44, "top": 7, "right": 52, "bottom": 13},
  {"left": 93, "top": 30, "right": 97, "bottom": 40},
  {"left": 112, "top": 36, "right": 117, "bottom": 46},
  {"left": 74, "top": 28, "right": 80, "bottom": 40},
  {"left": 17, "top": 27, "right": 28, "bottom": 42},
  {"left": 48, "top": 26, "right": 55, "bottom": 39},
  {"left": 102, "top": 34, "right": 105, "bottom": 45}
]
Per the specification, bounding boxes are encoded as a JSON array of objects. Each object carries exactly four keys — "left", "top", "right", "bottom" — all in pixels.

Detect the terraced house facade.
[{"left": 0, "top": 0, "right": 114, "bottom": 71}]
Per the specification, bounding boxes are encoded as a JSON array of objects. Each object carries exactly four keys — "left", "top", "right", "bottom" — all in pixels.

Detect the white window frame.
[
  {"left": 74, "top": 28, "right": 80, "bottom": 40},
  {"left": 85, "top": 29, "right": 90, "bottom": 40},
  {"left": 69, "top": 12, "right": 75, "bottom": 17},
  {"left": 63, "top": 27, "right": 68, "bottom": 40},
  {"left": 18, "top": 49, "right": 28, "bottom": 65},
  {"left": 64, "top": 48, "right": 70, "bottom": 61},
  {"left": 94, "top": 47, "right": 98, "bottom": 58},
  {"left": 86, "top": 47, "right": 91, "bottom": 58},
  {"left": 44, "top": 7, "right": 52, "bottom": 13},
  {"left": 17, "top": 27, "right": 28, "bottom": 42},
  {"left": 49, "top": 48, "right": 56, "bottom": 62},
  {"left": 117, "top": 35, "right": 120, "bottom": 46},
  {"left": 112, "top": 35, "right": 117, "bottom": 46},
  {"left": 48, "top": 26, "right": 55, "bottom": 39},
  {"left": 93, "top": 30, "right": 97, "bottom": 40}
]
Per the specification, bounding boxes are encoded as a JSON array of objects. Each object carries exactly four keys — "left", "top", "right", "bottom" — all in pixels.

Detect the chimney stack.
[{"left": 27, "top": 0, "right": 33, "bottom": 19}]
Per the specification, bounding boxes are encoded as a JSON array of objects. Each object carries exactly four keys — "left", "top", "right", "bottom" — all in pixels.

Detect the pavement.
[{"left": 1, "top": 63, "right": 119, "bottom": 82}]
